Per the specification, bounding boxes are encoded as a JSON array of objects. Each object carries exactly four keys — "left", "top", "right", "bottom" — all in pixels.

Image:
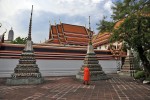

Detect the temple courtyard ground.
[{"left": 0, "top": 74, "right": 150, "bottom": 100}]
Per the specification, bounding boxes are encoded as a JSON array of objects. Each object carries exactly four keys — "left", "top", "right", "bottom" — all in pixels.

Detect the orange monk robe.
[{"left": 83, "top": 67, "right": 90, "bottom": 81}]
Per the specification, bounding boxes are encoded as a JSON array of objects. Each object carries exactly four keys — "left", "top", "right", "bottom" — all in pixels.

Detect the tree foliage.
[
  {"left": 11, "top": 37, "right": 27, "bottom": 44},
  {"left": 96, "top": 16, "right": 115, "bottom": 33},
  {"left": 97, "top": 0, "right": 150, "bottom": 77}
]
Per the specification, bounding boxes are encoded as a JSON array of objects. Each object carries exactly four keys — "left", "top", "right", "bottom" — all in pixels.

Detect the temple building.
[
  {"left": 45, "top": 22, "right": 93, "bottom": 46},
  {"left": 0, "top": 11, "right": 127, "bottom": 77},
  {"left": 0, "top": 19, "right": 126, "bottom": 77}
]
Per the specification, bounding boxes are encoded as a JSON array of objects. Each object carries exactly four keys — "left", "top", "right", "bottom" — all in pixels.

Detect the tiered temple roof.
[
  {"left": 46, "top": 23, "right": 92, "bottom": 46},
  {"left": 92, "top": 19, "right": 125, "bottom": 48},
  {"left": 92, "top": 32, "right": 111, "bottom": 48}
]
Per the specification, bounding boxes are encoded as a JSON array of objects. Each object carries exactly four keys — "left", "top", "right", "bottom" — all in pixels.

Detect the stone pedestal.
[
  {"left": 6, "top": 77, "right": 44, "bottom": 85},
  {"left": 76, "top": 43, "right": 109, "bottom": 81}
]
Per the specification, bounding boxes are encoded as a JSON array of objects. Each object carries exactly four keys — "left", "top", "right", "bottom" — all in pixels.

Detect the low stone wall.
[{"left": 0, "top": 59, "right": 120, "bottom": 77}]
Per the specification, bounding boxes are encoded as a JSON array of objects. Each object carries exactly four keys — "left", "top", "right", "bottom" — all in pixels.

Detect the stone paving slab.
[{"left": 0, "top": 75, "right": 150, "bottom": 100}]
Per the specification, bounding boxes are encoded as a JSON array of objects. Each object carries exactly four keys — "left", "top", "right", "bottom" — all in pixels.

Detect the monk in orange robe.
[{"left": 83, "top": 66, "right": 90, "bottom": 85}]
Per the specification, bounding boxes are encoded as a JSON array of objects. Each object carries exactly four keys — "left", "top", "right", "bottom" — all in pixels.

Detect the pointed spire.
[
  {"left": 11, "top": 27, "right": 13, "bottom": 30},
  {"left": 89, "top": 16, "right": 91, "bottom": 30},
  {"left": 28, "top": 5, "right": 33, "bottom": 41},
  {"left": 88, "top": 16, "right": 92, "bottom": 42}
]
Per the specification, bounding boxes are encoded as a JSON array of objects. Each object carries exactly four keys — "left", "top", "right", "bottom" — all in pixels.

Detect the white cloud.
[
  {"left": 104, "top": 0, "right": 113, "bottom": 14},
  {"left": 0, "top": 0, "right": 113, "bottom": 43}
]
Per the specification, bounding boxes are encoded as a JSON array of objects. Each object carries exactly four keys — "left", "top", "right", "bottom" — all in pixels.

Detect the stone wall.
[{"left": 0, "top": 59, "right": 120, "bottom": 77}]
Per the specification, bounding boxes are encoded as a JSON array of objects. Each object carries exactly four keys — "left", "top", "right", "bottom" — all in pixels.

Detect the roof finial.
[
  {"left": 11, "top": 27, "right": 13, "bottom": 30},
  {"left": 49, "top": 20, "right": 51, "bottom": 26},
  {"left": 49, "top": 20, "right": 51, "bottom": 33},
  {"left": 59, "top": 19, "right": 62, "bottom": 24},
  {"left": 28, "top": 5, "right": 33, "bottom": 41},
  {"left": 1, "top": 29, "right": 7, "bottom": 43},
  {"left": 0, "top": 23, "right": 2, "bottom": 28},
  {"left": 54, "top": 20, "right": 56, "bottom": 25},
  {"left": 3, "top": 29, "right": 7, "bottom": 35}
]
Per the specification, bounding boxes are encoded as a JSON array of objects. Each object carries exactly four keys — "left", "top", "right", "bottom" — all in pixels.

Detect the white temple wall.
[{"left": 0, "top": 59, "right": 120, "bottom": 77}]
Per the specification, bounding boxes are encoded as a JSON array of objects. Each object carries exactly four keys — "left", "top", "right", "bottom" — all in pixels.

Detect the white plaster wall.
[{"left": 0, "top": 59, "right": 120, "bottom": 77}]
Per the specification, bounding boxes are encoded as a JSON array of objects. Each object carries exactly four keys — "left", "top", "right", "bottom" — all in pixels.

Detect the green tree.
[
  {"left": 11, "top": 37, "right": 27, "bottom": 44},
  {"left": 97, "top": 0, "right": 150, "bottom": 77},
  {"left": 97, "top": 16, "right": 115, "bottom": 33}
]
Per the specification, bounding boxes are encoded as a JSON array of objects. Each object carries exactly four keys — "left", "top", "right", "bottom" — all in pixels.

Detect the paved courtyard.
[{"left": 0, "top": 74, "right": 150, "bottom": 100}]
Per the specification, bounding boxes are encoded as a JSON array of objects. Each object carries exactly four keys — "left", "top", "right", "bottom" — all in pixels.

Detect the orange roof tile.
[
  {"left": 114, "top": 19, "right": 125, "bottom": 29},
  {"left": 57, "top": 25, "right": 63, "bottom": 33},
  {"left": 64, "top": 32, "right": 88, "bottom": 38},
  {"left": 62, "top": 23, "right": 87, "bottom": 34},
  {"left": 66, "top": 37, "right": 89, "bottom": 43},
  {"left": 92, "top": 32, "right": 111, "bottom": 47},
  {"left": 51, "top": 26, "right": 57, "bottom": 34},
  {"left": 51, "top": 39, "right": 60, "bottom": 44},
  {"left": 93, "top": 39, "right": 109, "bottom": 47}
]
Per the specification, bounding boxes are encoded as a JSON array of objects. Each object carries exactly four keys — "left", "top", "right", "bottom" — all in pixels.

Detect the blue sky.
[{"left": 0, "top": 0, "right": 114, "bottom": 43}]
